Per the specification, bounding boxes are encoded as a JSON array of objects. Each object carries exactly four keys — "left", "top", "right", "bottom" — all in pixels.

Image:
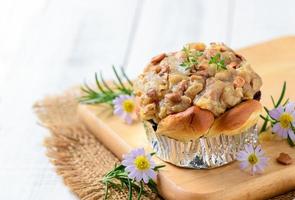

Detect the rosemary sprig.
[
  {"left": 102, "top": 162, "right": 165, "bottom": 200},
  {"left": 79, "top": 66, "right": 133, "bottom": 105},
  {"left": 259, "top": 81, "right": 295, "bottom": 147},
  {"left": 260, "top": 81, "right": 287, "bottom": 132},
  {"left": 209, "top": 53, "right": 226, "bottom": 70},
  {"left": 180, "top": 46, "right": 203, "bottom": 69}
]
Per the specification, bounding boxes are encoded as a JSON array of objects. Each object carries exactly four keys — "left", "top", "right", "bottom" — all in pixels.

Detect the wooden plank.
[{"left": 78, "top": 37, "right": 295, "bottom": 200}]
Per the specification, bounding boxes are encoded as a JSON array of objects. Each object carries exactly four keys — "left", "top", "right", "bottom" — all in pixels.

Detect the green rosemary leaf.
[
  {"left": 150, "top": 152, "right": 156, "bottom": 156},
  {"left": 260, "top": 114, "right": 268, "bottom": 121},
  {"left": 83, "top": 82, "right": 96, "bottom": 94},
  {"left": 100, "top": 71, "right": 114, "bottom": 92},
  {"left": 121, "top": 67, "right": 133, "bottom": 87},
  {"left": 283, "top": 98, "right": 289, "bottom": 106},
  {"left": 263, "top": 106, "right": 270, "bottom": 114},
  {"left": 80, "top": 66, "right": 134, "bottom": 105},
  {"left": 154, "top": 165, "right": 166, "bottom": 171},
  {"left": 95, "top": 72, "right": 106, "bottom": 93},
  {"left": 260, "top": 115, "right": 269, "bottom": 133},
  {"left": 287, "top": 135, "right": 295, "bottom": 147},
  {"left": 112, "top": 65, "right": 127, "bottom": 90},
  {"left": 275, "top": 81, "right": 286, "bottom": 108},
  {"left": 271, "top": 96, "right": 276, "bottom": 107},
  {"left": 147, "top": 179, "right": 158, "bottom": 194},
  {"left": 80, "top": 86, "right": 92, "bottom": 95}
]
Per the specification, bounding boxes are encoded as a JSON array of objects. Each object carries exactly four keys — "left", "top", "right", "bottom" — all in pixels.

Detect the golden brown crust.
[
  {"left": 207, "top": 100, "right": 262, "bottom": 136},
  {"left": 156, "top": 106, "right": 214, "bottom": 141}
]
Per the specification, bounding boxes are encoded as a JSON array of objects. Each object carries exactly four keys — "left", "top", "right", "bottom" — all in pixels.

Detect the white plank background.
[{"left": 0, "top": 0, "right": 295, "bottom": 199}]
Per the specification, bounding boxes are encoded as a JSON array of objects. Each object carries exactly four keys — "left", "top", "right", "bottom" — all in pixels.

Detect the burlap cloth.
[{"left": 33, "top": 88, "right": 295, "bottom": 200}]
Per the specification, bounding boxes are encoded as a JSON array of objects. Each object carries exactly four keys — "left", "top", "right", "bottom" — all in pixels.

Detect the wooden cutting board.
[{"left": 78, "top": 37, "right": 295, "bottom": 200}]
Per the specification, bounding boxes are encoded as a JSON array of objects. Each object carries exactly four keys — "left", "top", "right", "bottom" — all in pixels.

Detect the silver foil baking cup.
[{"left": 143, "top": 121, "right": 259, "bottom": 169}]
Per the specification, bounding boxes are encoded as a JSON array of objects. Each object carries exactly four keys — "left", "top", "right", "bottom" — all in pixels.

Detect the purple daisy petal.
[
  {"left": 125, "top": 115, "right": 133, "bottom": 124},
  {"left": 135, "top": 172, "right": 143, "bottom": 182},
  {"left": 251, "top": 165, "right": 257, "bottom": 175},
  {"left": 237, "top": 151, "right": 248, "bottom": 161},
  {"left": 269, "top": 106, "right": 284, "bottom": 120},
  {"left": 113, "top": 107, "right": 124, "bottom": 116},
  {"left": 272, "top": 123, "right": 282, "bottom": 134},
  {"left": 149, "top": 160, "right": 156, "bottom": 169},
  {"left": 281, "top": 128, "right": 289, "bottom": 138},
  {"left": 288, "top": 129, "right": 295, "bottom": 142},
  {"left": 133, "top": 148, "right": 145, "bottom": 157},
  {"left": 122, "top": 158, "right": 134, "bottom": 166},
  {"left": 128, "top": 170, "right": 140, "bottom": 180},
  {"left": 244, "top": 144, "right": 254, "bottom": 154},
  {"left": 285, "top": 102, "right": 295, "bottom": 113},
  {"left": 147, "top": 169, "right": 157, "bottom": 180},
  {"left": 254, "top": 146, "right": 265, "bottom": 157},
  {"left": 113, "top": 95, "right": 126, "bottom": 105},
  {"left": 142, "top": 172, "right": 149, "bottom": 183},
  {"left": 240, "top": 161, "right": 249, "bottom": 169},
  {"left": 125, "top": 165, "right": 136, "bottom": 173},
  {"left": 273, "top": 124, "right": 288, "bottom": 138},
  {"left": 255, "top": 163, "right": 264, "bottom": 173}
]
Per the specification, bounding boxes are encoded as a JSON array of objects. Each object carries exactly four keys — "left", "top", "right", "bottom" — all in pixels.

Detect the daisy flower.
[
  {"left": 237, "top": 144, "right": 268, "bottom": 175},
  {"left": 113, "top": 95, "right": 136, "bottom": 124},
  {"left": 269, "top": 102, "right": 295, "bottom": 142},
  {"left": 122, "top": 148, "right": 156, "bottom": 183}
]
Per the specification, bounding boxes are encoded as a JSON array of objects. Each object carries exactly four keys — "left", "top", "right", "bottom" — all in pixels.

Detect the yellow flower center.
[
  {"left": 279, "top": 113, "right": 293, "bottom": 128},
  {"left": 134, "top": 155, "right": 150, "bottom": 170},
  {"left": 122, "top": 100, "right": 135, "bottom": 113},
  {"left": 248, "top": 153, "right": 258, "bottom": 165}
]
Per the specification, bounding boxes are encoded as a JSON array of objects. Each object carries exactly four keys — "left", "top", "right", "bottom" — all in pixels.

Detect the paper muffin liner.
[{"left": 143, "top": 121, "right": 259, "bottom": 169}]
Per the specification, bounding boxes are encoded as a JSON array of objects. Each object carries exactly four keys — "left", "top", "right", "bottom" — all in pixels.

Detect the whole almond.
[
  {"left": 277, "top": 152, "right": 292, "bottom": 165},
  {"left": 151, "top": 53, "right": 166, "bottom": 65},
  {"left": 166, "top": 92, "right": 181, "bottom": 103}
]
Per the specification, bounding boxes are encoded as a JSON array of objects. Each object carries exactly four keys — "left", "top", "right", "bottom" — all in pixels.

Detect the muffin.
[{"left": 134, "top": 42, "right": 262, "bottom": 168}]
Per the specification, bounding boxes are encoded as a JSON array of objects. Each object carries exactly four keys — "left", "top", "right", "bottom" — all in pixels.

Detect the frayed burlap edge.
[
  {"left": 33, "top": 88, "right": 294, "bottom": 200},
  {"left": 33, "top": 88, "right": 158, "bottom": 200}
]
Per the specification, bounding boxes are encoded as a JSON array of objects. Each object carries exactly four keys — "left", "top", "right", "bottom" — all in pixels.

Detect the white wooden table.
[{"left": 0, "top": 0, "right": 295, "bottom": 199}]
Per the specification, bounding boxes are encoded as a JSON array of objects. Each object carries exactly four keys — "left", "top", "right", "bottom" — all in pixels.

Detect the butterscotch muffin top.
[{"left": 134, "top": 42, "right": 262, "bottom": 123}]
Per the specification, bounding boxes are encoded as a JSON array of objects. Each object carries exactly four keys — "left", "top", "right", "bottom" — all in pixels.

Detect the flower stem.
[
  {"left": 104, "top": 183, "right": 109, "bottom": 200},
  {"left": 128, "top": 178, "right": 132, "bottom": 200},
  {"left": 137, "top": 181, "right": 144, "bottom": 200}
]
